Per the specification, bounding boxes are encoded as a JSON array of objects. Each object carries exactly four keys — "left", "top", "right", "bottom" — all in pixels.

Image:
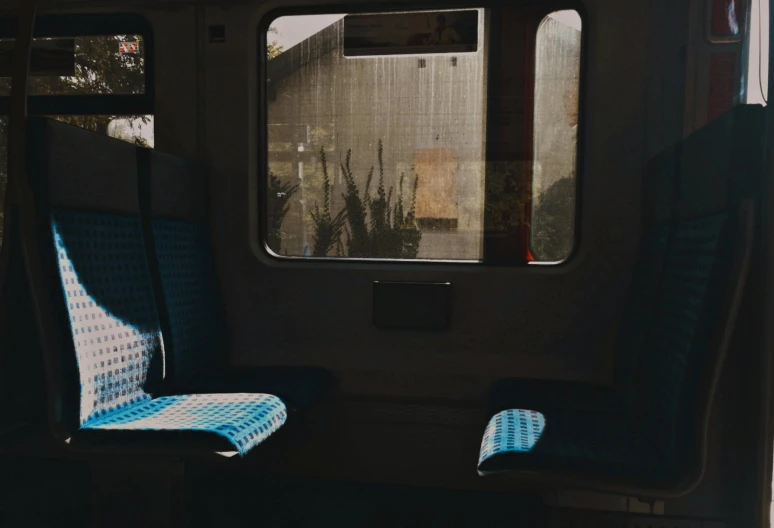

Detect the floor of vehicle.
[
  {"left": 192, "top": 473, "right": 547, "bottom": 527},
  {"left": 0, "top": 456, "right": 547, "bottom": 527}
]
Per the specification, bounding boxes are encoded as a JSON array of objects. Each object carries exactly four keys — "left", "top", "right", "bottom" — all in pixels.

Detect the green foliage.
[
  {"left": 340, "top": 149, "right": 371, "bottom": 257},
  {"left": 531, "top": 176, "right": 575, "bottom": 262},
  {"left": 484, "top": 161, "right": 530, "bottom": 233},
  {"left": 267, "top": 172, "right": 299, "bottom": 254},
  {"left": 339, "top": 140, "right": 422, "bottom": 259},
  {"left": 309, "top": 147, "right": 346, "bottom": 257},
  {"left": 267, "top": 27, "right": 283, "bottom": 59}
]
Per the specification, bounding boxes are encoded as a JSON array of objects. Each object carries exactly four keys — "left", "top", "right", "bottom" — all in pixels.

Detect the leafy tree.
[
  {"left": 309, "top": 147, "right": 346, "bottom": 257},
  {"left": 267, "top": 172, "right": 299, "bottom": 254},
  {"left": 531, "top": 176, "right": 575, "bottom": 262},
  {"left": 0, "top": 34, "right": 149, "bottom": 249},
  {"left": 267, "top": 27, "right": 283, "bottom": 59},
  {"left": 484, "top": 161, "right": 530, "bottom": 233}
]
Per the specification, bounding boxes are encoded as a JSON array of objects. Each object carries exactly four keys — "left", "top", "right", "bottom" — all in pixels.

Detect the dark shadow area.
[
  {"left": 189, "top": 472, "right": 547, "bottom": 527},
  {"left": 0, "top": 458, "right": 89, "bottom": 527}
]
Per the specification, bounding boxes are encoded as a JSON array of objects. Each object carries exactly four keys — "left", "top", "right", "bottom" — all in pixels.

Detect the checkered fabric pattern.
[
  {"left": 479, "top": 409, "right": 545, "bottom": 465},
  {"left": 51, "top": 210, "right": 288, "bottom": 455},
  {"left": 52, "top": 211, "right": 162, "bottom": 425},
  {"left": 151, "top": 219, "right": 221, "bottom": 381},
  {"left": 83, "top": 393, "right": 288, "bottom": 455}
]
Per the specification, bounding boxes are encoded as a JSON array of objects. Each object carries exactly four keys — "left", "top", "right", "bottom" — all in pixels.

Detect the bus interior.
[{"left": 1, "top": 0, "right": 774, "bottom": 526}]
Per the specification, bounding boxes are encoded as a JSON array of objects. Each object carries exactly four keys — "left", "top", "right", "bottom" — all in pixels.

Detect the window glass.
[
  {"left": 264, "top": 8, "right": 582, "bottom": 262},
  {"left": 530, "top": 10, "right": 582, "bottom": 263},
  {"left": 746, "top": 0, "right": 768, "bottom": 105},
  {"left": 266, "top": 10, "right": 486, "bottom": 260},
  {"left": 0, "top": 35, "right": 146, "bottom": 96}
]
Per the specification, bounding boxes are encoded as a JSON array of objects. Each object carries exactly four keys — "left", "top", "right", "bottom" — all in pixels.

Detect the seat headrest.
[{"left": 27, "top": 117, "right": 140, "bottom": 214}]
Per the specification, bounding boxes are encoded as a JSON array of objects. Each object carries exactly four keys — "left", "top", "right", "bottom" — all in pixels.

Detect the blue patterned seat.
[
  {"left": 478, "top": 105, "right": 763, "bottom": 493},
  {"left": 50, "top": 209, "right": 287, "bottom": 454},
  {"left": 26, "top": 118, "right": 289, "bottom": 455}
]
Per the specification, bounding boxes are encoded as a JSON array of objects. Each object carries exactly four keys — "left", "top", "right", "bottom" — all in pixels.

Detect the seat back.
[
  {"left": 139, "top": 148, "right": 227, "bottom": 387},
  {"left": 631, "top": 105, "right": 762, "bottom": 470},
  {"left": 612, "top": 145, "right": 679, "bottom": 408},
  {"left": 27, "top": 118, "right": 165, "bottom": 433}
]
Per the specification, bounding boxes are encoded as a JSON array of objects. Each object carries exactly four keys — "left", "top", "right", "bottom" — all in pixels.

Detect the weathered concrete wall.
[
  {"left": 268, "top": 17, "right": 486, "bottom": 259},
  {"left": 532, "top": 15, "right": 581, "bottom": 198},
  {"left": 530, "top": 14, "right": 582, "bottom": 261}
]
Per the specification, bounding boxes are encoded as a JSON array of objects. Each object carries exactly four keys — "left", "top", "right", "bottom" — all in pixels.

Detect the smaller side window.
[
  {"left": 530, "top": 10, "right": 582, "bottom": 263},
  {"left": 745, "top": 0, "right": 768, "bottom": 105}
]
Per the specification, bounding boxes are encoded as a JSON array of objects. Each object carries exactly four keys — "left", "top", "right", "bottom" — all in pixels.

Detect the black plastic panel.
[{"left": 373, "top": 281, "right": 451, "bottom": 331}]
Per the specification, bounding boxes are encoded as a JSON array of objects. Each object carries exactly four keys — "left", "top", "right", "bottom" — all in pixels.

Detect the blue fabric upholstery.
[
  {"left": 479, "top": 409, "right": 545, "bottom": 462},
  {"left": 479, "top": 212, "right": 735, "bottom": 477},
  {"left": 51, "top": 210, "right": 286, "bottom": 454},
  {"left": 479, "top": 409, "right": 661, "bottom": 475},
  {"left": 82, "top": 393, "right": 287, "bottom": 455},
  {"left": 151, "top": 219, "right": 222, "bottom": 381},
  {"left": 479, "top": 106, "right": 761, "bottom": 486},
  {"left": 635, "top": 214, "right": 731, "bottom": 461},
  {"left": 52, "top": 210, "right": 162, "bottom": 425}
]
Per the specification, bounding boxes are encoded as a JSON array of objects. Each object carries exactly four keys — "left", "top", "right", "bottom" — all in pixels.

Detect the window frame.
[{"left": 256, "top": 1, "right": 587, "bottom": 267}]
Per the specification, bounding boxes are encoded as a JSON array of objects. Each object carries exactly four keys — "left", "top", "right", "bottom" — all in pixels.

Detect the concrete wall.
[
  {"left": 267, "top": 17, "right": 486, "bottom": 259},
  {"left": 532, "top": 15, "right": 581, "bottom": 197}
]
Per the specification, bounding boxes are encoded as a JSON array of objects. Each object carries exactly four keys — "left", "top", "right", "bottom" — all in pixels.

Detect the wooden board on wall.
[{"left": 414, "top": 148, "right": 459, "bottom": 222}]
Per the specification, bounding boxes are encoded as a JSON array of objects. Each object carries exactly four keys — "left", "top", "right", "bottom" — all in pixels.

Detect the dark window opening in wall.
[
  {"left": 0, "top": 14, "right": 154, "bottom": 252},
  {"left": 262, "top": 7, "right": 582, "bottom": 263}
]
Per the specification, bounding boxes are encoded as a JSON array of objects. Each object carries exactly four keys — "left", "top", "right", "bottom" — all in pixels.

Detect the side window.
[
  {"left": 530, "top": 10, "right": 582, "bottom": 263},
  {"left": 266, "top": 10, "right": 484, "bottom": 261},
  {"left": 0, "top": 17, "right": 154, "bottom": 251},
  {"left": 262, "top": 8, "right": 583, "bottom": 264},
  {"left": 745, "top": 0, "right": 768, "bottom": 105}
]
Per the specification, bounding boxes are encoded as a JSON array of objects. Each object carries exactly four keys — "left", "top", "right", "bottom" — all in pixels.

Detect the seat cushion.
[
  {"left": 81, "top": 393, "right": 287, "bottom": 456},
  {"left": 478, "top": 409, "right": 668, "bottom": 481},
  {"left": 167, "top": 366, "right": 338, "bottom": 412}
]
